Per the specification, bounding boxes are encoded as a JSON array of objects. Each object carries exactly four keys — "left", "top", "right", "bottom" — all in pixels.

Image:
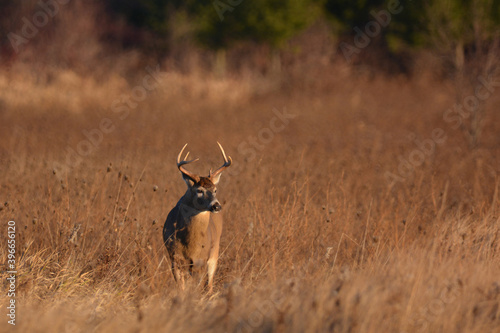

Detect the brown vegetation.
[
  {"left": 1, "top": 4, "right": 499, "bottom": 332},
  {"left": 1, "top": 59, "right": 499, "bottom": 332}
]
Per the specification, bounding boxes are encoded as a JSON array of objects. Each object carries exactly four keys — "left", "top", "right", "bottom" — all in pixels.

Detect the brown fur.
[
  {"left": 165, "top": 143, "right": 231, "bottom": 292},
  {"left": 197, "top": 177, "right": 215, "bottom": 189},
  {"left": 163, "top": 175, "right": 224, "bottom": 293}
]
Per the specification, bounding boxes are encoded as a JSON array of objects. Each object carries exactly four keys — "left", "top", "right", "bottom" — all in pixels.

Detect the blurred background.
[{"left": 1, "top": 0, "right": 499, "bottom": 81}]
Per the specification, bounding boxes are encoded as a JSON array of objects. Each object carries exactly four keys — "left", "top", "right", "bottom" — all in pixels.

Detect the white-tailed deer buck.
[{"left": 163, "top": 142, "right": 232, "bottom": 293}]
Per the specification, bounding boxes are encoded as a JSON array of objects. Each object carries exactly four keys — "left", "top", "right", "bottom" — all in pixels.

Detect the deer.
[{"left": 163, "top": 142, "right": 232, "bottom": 293}]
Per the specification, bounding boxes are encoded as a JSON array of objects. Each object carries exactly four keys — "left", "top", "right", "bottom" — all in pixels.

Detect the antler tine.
[
  {"left": 217, "top": 141, "right": 229, "bottom": 163},
  {"left": 176, "top": 143, "right": 200, "bottom": 182},
  {"left": 210, "top": 142, "right": 232, "bottom": 178}
]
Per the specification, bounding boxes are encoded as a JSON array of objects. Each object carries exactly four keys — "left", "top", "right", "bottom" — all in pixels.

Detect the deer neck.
[{"left": 178, "top": 194, "right": 211, "bottom": 226}]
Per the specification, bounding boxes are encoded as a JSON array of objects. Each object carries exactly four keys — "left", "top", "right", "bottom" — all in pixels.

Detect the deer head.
[{"left": 177, "top": 142, "right": 232, "bottom": 213}]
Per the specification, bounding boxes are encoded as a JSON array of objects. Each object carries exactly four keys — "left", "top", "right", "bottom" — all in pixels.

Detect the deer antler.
[
  {"left": 209, "top": 142, "right": 232, "bottom": 179},
  {"left": 177, "top": 144, "right": 200, "bottom": 182}
]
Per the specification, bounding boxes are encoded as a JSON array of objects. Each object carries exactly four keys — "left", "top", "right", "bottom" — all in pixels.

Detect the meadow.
[{"left": 1, "top": 44, "right": 500, "bottom": 332}]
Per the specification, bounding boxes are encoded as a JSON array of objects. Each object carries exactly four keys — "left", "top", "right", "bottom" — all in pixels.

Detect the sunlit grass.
[{"left": 0, "top": 62, "right": 499, "bottom": 332}]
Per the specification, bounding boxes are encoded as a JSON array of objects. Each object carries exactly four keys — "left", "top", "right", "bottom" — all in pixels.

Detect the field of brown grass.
[{"left": 1, "top": 60, "right": 499, "bottom": 332}]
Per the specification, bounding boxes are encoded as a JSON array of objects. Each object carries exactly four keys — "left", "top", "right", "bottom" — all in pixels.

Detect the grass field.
[{"left": 1, "top": 60, "right": 499, "bottom": 332}]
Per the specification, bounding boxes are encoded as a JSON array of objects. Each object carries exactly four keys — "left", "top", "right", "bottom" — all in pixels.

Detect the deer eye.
[{"left": 196, "top": 189, "right": 203, "bottom": 194}]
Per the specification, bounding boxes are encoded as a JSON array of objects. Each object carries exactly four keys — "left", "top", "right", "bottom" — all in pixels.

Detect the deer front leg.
[
  {"left": 171, "top": 255, "right": 186, "bottom": 291},
  {"left": 206, "top": 258, "right": 218, "bottom": 293}
]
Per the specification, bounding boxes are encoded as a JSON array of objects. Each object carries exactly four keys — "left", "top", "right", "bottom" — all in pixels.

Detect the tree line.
[
  {"left": 1, "top": 0, "right": 499, "bottom": 69},
  {"left": 101, "top": 0, "right": 499, "bottom": 55}
]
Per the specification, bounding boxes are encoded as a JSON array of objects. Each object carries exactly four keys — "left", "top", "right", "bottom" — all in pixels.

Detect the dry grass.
[{"left": 0, "top": 61, "right": 499, "bottom": 333}]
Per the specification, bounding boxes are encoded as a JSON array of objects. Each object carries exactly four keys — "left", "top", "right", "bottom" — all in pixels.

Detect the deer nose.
[{"left": 210, "top": 202, "right": 222, "bottom": 213}]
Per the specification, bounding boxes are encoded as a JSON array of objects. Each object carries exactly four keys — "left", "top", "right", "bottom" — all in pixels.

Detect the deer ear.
[
  {"left": 181, "top": 174, "right": 196, "bottom": 187},
  {"left": 210, "top": 173, "right": 222, "bottom": 185}
]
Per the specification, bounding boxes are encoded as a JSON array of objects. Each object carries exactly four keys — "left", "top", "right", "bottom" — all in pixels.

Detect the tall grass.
[{"left": 0, "top": 56, "right": 499, "bottom": 332}]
